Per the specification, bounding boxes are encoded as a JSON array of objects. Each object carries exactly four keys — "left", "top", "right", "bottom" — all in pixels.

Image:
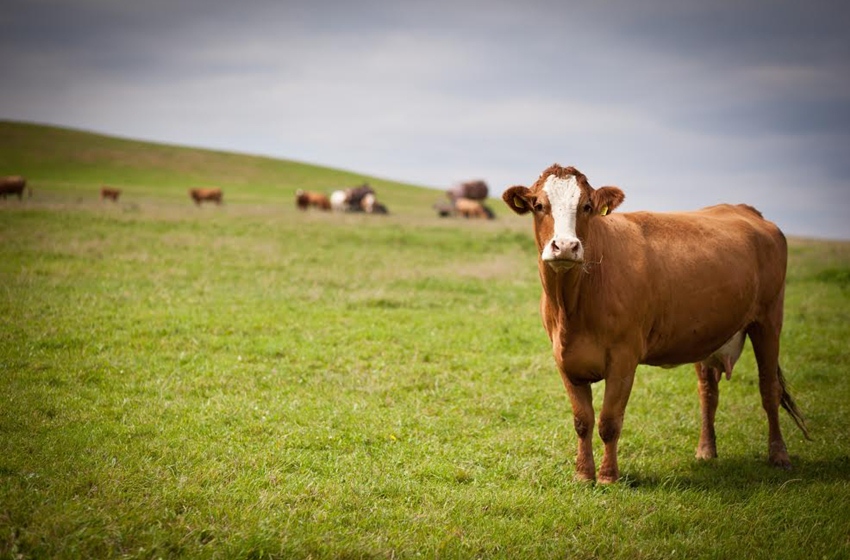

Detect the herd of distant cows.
[
  {"left": 0, "top": 175, "right": 496, "bottom": 219},
  {"left": 296, "top": 179, "right": 496, "bottom": 219}
]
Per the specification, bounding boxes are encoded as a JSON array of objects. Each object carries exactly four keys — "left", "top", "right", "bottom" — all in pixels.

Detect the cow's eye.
[
  {"left": 583, "top": 202, "right": 593, "bottom": 214},
  {"left": 533, "top": 202, "right": 545, "bottom": 213}
]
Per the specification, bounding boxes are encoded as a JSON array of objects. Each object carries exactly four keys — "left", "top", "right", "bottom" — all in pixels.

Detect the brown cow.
[
  {"left": 0, "top": 176, "right": 29, "bottom": 199},
  {"left": 189, "top": 187, "right": 223, "bottom": 205},
  {"left": 100, "top": 186, "right": 122, "bottom": 201},
  {"left": 503, "top": 164, "right": 809, "bottom": 483},
  {"left": 295, "top": 189, "right": 331, "bottom": 211},
  {"left": 453, "top": 197, "right": 494, "bottom": 219}
]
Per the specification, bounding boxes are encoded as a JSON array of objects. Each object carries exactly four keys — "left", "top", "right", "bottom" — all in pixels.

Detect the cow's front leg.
[
  {"left": 565, "top": 382, "right": 596, "bottom": 481},
  {"left": 598, "top": 371, "right": 636, "bottom": 484},
  {"left": 695, "top": 363, "right": 720, "bottom": 459}
]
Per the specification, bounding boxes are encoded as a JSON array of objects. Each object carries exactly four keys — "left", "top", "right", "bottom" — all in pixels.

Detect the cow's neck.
[{"left": 539, "top": 262, "right": 585, "bottom": 319}]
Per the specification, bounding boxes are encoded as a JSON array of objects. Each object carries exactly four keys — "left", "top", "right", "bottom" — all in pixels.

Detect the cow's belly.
[
  {"left": 640, "top": 268, "right": 757, "bottom": 366},
  {"left": 642, "top": 320, "right": 747, "bottom": 367}
]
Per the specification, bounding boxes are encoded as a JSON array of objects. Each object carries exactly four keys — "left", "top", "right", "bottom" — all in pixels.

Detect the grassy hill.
[
  {"left": 1, "top": 121, "right": 849, "bottom": 559},
  {"left": 0, "top": 120, "right": 475, "bottom": 215}
]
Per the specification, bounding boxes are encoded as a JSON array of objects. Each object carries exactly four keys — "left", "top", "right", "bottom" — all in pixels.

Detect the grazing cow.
[
  {"left": 295, "top": 189, "right": 331, "bottom": 211},
  {"left": 100, "top": 186, "right": 121, "bottom": 202},
  {"left": 503, "top": 164, "right": 809, "bottom": 483},
  {"left": 448, "top": 180, "right": 488, "bottom": 201},
  {"left": 189, "top": 187, "right": 223, "bottom": 205},
  {"left": 0, "top": 176, "right": 29, "bottom": 199}
]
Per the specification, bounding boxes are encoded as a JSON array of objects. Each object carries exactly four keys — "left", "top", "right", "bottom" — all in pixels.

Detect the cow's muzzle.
[{"left": 541, "top": 237, "right": 584, "bottom": 270}]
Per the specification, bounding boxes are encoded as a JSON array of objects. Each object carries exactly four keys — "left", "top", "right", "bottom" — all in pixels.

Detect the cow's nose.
[{"left": 550, "top": 238, "right": 581, "bottom": 259}]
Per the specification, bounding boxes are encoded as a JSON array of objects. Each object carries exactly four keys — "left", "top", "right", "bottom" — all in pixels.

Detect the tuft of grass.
[{"left": 1, "top": 123, "right": 849, "bottom": 559}]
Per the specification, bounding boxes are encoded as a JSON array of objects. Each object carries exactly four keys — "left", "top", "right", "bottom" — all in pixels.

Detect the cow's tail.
[{"left": 778, "top": 365, "right": 812, "bottom": 441}]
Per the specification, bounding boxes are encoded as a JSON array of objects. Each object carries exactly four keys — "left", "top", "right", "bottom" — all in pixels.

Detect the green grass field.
[{"left": 1, "top": 121, "right": 849, "bottom": 559}]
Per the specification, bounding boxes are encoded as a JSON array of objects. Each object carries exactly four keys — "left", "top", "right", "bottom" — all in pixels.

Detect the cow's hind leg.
[
  {"left": 747, "top": 322, "right": 792, "bottom": 469},
  {"left": 695, "top": 363, "right": 720, "bottom": 459},
  {"left": 565, "top": 382, "right": 596, "bottom": 482}
]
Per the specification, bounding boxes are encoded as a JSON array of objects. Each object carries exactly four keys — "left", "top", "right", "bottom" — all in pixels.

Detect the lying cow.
[
  {"left": 330, "top": 184, "right": 386, "bottom": 213},
  {"left": 295, "top": 189, "right": 331, "bottom": 211},
  {"left": 100, "top": 186, "right": 122, "bottom": 202},
  {"left": 433, "top": 198, "right": 494, "bottom": 219},
  {"left": 503, "top": 164, "right": 809, "bottom": 483},
  {"left": 361, "top": 193, "right": 388, "bottom": 214},
  {"left": 189, "top": 187, "right": 223, "bottom": 205},
  {"left": 330, "top": 190, "right": 348, "bottom": 212},
  {"left": 454, "top": 197, "right": 494, "bottom": 219},
  {"left": 0, "top": 176, "right": 29, "bottom": 199}
]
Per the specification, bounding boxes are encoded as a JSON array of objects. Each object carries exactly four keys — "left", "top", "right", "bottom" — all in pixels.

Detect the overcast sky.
[{"left": 2, "top": 0, "right": 849, "bottom": 238}]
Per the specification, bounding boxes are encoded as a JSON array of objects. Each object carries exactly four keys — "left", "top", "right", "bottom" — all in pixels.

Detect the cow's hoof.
[
  {"left": 574, "top": 471, "right": 595, "bottom": 483},
  {"left": 597, "top": 470, "right": 619, "bottom": 484},
  {"left": 695, "top": 445, "right": 718, "bottom": 460},
  {"left": 770, "top": 455, "right": 793, "bottom": 470},
  {"left": 769, "top": 443, "right": 792, "bottom": 470}
]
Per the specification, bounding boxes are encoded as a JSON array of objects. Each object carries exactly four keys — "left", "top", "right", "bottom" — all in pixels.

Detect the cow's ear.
[
  {"left": 593, "top": 186, "right": 625, "bottom": 216},
  {"left": 503, "top": 186, "right": 533, "bottom": 215}
]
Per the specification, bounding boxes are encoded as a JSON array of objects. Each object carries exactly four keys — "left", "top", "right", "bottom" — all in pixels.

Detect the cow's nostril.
[{"left": 551, "top": 240, "right": 560, "bottom": 253}]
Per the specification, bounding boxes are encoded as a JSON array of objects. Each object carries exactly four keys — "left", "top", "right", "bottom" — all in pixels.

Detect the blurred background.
[{"left": 1, "top": 0, "right": 848, "bottom": 239}]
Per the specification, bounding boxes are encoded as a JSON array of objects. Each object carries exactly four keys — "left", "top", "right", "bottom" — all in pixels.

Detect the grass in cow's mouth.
[{"left": 1, "top": 123, "right": 849, "bottom": 559}]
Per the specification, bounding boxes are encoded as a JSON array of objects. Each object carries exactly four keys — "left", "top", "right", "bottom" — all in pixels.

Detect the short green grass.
[{"left": 1, "top": 122, "right": 849, "bottom": 559}]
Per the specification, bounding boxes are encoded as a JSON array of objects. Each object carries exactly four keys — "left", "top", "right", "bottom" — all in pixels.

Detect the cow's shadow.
[{"left": 618, "top": 453, "right": 850, "bottom": 493}]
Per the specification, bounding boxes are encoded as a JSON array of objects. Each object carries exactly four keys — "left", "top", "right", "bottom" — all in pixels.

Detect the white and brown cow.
[{"left": 503, "top": 164, "right": 809, "bottom": 484}]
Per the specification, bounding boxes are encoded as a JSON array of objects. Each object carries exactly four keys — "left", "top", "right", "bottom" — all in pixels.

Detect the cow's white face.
[
  {"left": 502, "top": 164, "right": 626, "bottom": 273},
  {"left": 540, "top": 174, "right": 584, "bottom": 268}
]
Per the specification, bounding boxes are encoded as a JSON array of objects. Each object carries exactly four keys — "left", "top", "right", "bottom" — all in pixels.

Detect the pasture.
[{"left": 1, "top": 122, "right": 849, "bottom": 559}]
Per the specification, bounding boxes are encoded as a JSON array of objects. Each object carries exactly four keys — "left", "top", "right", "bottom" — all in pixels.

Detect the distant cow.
[
  {"left": 0, "top": 176, "right": 29, "bottom": 199},
  {"left": 330, "top": 190, "right": 348, "bottom": 212},
  {"left": 453, "top": 197, "right": 494, "bottom": 219},
  {"left": 448, "top": 180, "right": 488, "bottom": 201},
  {"left": 295, "top": 189, "right": 331, "bottom": 211},
  {"left": 330, "top": 183, "right": 377, "bottom": 212},
  {"left": 100, "top": 186, "right": 121, "bottom": 202},
  {"left": 347, "top": 184, "right": 375, "bottom": 208},
  {"left": 189, "top": 188, "right": 223, "bottom": 205},
  {"left": 503, "top": 163, "right": 809, "bottom": 483},
  {"left": 360, "top": 193, "right": 388, "bottom": 214}
]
